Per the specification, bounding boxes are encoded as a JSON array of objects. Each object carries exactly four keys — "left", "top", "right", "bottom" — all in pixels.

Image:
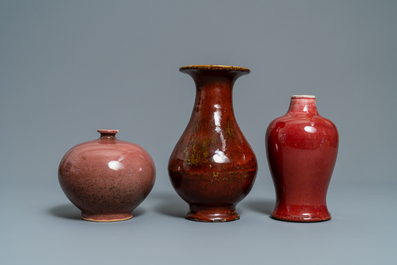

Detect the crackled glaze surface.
[
  {"left": 168, "top": 65, "right": 258, "bottom": 222},
  {"left": 266, "top": 96, "right": 338, "bottom": 222},
  {"left": 58, "top": 129, "right": 155, "bottom": 222}
]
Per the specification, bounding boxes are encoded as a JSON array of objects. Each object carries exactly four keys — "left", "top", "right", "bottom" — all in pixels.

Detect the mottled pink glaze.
[
  {"left": 58, "top": 129, "right": 155, "bottom": 222},
  {"left": 266, "top": 96, "right": 338, "bottom": 222}
]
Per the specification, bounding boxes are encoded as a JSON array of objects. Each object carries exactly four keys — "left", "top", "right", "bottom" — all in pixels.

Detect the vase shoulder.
[
  {"left": 268, "top": 113, "right": 337, "bottom": 129},
  {"left": 267, "top": 113, "right": 338, "bottom": 137}
]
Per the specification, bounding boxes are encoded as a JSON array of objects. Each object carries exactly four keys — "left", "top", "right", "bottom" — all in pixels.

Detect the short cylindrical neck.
[
  {"left": 287, "top": 95, "right": 318, "bottom": 115},
  {"left": 98, "top": 129, "right": 118, "bottom": 140}
]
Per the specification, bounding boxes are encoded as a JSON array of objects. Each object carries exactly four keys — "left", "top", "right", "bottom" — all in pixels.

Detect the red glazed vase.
[
  {"left": 168, "top": 65, "right": 258, "bottom": 222},
  {"left": 266, "top": 95, "right": 338, "bottom": 222},
  {"left": 58, "top": 129, "right": 156, "bottom": 222}
]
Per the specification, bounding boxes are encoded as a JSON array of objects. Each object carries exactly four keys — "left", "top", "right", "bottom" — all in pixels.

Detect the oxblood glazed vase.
[
  {"left": 58, "top": 129, "right": 156, "bottom": 222},
  {"left": 168, "top": 65, "right": 258, "bottom": 222},
  {"left": 266, "top": 95, "right": 338, "bottom": 222}
]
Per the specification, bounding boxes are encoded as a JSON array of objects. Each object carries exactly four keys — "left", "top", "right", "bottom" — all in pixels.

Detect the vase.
[
  {"left": 266, "top": 95, "right": 338, "bottom": 222},
  {"left": 58, "top": 129, "right": 156, "bottom": 222},
  {"left": 168, "top": 65, "right": 258, "bottom": 222}
]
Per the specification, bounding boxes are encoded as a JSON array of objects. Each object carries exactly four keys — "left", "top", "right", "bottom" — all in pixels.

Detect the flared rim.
[{"left": 180, "top": 65, "right": 250, "bottom": 72}]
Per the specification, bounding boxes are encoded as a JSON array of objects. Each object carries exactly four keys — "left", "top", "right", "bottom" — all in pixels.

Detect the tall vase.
[
  {"left": 168, "top": 65, "right": 258, "bottom": 222},
  {"left": 266, "top": 95, "right": 338, "bottom": 222}
]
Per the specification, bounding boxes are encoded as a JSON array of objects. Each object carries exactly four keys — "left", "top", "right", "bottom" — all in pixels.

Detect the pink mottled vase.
[
  {"left": 168, "top": 65, "right": 258, "bottom": 222},
  {"left": 266, "top": 95, "right": 338, "bottom": 222},
  {"left": 58, "top": 129, "right": 156, "bottom": 222}
]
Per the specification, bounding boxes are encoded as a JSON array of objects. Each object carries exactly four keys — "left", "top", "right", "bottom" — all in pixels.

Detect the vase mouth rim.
[
  {"left": 291, "top": 95, "right": 316, "bottom": 99},
  {"left": 180, "top": 65, "right": 250, "bottom": 72},
  {"left": 97, "top": 129, "right": 119, "bottom": 134}
]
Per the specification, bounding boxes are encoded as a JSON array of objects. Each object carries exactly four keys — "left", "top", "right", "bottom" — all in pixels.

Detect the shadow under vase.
[
  {"left": 48, "top": 204, "right": 145, "bottom": 221},
  {"left": 152, "top": 192, "right": 189, "bottom": 218},
  {"left": 240, "top": 198, "right": 275, "bottom": 216}
]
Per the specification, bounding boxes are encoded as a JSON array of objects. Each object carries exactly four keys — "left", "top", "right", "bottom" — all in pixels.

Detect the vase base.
[
  {"left": 271, "top": 204, "right": 331, "bottom": 222},
  {"left": 81, "top": 212, "right": 133, "bottom": 222},
  {"left": 271, "top": 214, "right": 331, "bottom": 222},
  {"left": 185, "top": 206, "right": 240, "bottom": 222}
]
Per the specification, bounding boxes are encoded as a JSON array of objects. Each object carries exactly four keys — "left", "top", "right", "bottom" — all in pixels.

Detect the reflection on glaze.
[
  {"left": 108, "top": 161, "right": 124, "bottom": 171},
  {"left": 304, "top": 126, "right": 317, "bottom": 133},
  {"left": 212, "top": 149, "right": 230, "bottom": 163},
  {"left": 213, "top": 104, "right": 228, "bottom": 156}
]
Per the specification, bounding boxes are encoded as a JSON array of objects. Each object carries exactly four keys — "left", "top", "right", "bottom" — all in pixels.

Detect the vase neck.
[
  {"left": 287, "top": 95, "right": 318, "bottom": 115},
  {"left": 97, "top": 129, "right": 118, "bottom": 140},
  {"left": 181, "top": 66, "right": 249, "bottom": 117},
  {"left": 195, "top": 75, "right": 235, "bottom": 109},
  {"left": 187, "top": 74, "right": 242, "bottom": 125}
]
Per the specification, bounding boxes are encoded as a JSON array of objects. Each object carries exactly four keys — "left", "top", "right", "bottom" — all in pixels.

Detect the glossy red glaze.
[
  {"left": 58, "top": 129, "right": 155, "bottom": 222},
  {"left": 168, "top": 65, "right": 258, "bottom": 222},
  {"left": 266, "top": 96, "right": 338, "bottom": 222}
]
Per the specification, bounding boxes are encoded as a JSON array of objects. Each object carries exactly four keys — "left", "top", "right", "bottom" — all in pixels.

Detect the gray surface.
[
  {"left": 2, "top": 183, "right": 397, "bottom": 264},
  {"left": 1, "top": 1, "right": 396, "bottom": 264}
]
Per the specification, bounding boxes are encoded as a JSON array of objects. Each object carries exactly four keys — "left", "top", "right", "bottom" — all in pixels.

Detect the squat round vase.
[
  {"left": 266, "top": 95, "right": 338, "bottom": 222},
  {"left": 168, "top": 65, "right": 258, "bottom": 222},
  {"left": 58, "top": 129, "right": 156, "bottom": 222}
]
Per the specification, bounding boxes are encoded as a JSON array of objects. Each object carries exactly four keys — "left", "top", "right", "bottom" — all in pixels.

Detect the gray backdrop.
[{"left": 1, "top": 1, "right": 396, "bottom": 264}]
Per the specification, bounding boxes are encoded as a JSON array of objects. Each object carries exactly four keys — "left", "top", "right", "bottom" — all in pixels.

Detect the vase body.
[
  {"left": 168, "top": 65, "right": 258, "bottom": 222},
  {"left": 58, "top": 129, "right": 156, "bottom": 222},
  {"left": 266, "top": 95, "right": 338, "bottom": 222}
]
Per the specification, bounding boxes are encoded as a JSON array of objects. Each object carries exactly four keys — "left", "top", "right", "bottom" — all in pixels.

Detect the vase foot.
[
  {"left": 185, "top": 205, "right": 240, "bottom": 222},
  {"left": 271, "top": 214, "right": 331, "bottom": 222},
  {"left": 81, "top": 212, "right": 133, "bottom": 222},
  {"left": 271, "top": 204, "right": 331, "bottom": 222}
]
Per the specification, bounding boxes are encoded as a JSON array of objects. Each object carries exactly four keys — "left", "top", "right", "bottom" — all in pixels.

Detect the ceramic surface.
[
  {"left": 266, "top": 96, "right": 338, "bottom": 222},
  {"left": 168, "top": 65, "right": 258, "bottom": 222},
  {"left": 58, "top": 129, "right": 156, "bottom": 222}
]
